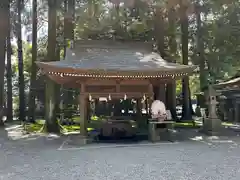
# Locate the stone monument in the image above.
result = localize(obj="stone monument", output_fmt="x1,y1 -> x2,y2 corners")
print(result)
202,85 -> 222,135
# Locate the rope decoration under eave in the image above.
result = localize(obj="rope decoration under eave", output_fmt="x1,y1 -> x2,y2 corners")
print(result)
46,71 -> 189,79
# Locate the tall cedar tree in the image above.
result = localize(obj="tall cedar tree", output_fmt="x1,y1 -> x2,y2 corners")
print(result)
17,0 -> 26,121
45,0 -> 60,133
180,0 -> 192,120
6,1 -> 13,122
28,0 -> 38,122
166,7 -> 177,119
0,1 -> 9,126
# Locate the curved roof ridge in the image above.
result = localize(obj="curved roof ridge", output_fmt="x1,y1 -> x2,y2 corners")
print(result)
73,40 -> 154,51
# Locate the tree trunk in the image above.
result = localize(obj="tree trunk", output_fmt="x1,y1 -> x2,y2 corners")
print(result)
180,1 -> 192,120
154,7 -> 166,102
154,7 -> 166,58
45,0 -> 59,133
65,0 -> 75,40
63,0 -> 74,109
28,0 -> 37,123
17,0 -> 25,121
0,1 -> 8,126
166,7 -> 177,120
195,3 -> 207,91
55,46 -> 60,116
6,4 -> 13,122
63,0 -> 67,57
45,79 -> 59,132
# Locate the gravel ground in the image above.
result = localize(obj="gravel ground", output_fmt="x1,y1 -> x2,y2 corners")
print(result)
1,130 -> 240,180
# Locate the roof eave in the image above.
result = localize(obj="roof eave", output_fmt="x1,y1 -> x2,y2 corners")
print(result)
36,61 -> 197,79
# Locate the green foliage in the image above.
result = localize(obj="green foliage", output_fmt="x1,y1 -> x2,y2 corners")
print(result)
74,0 -> 153,40
74,0 -> 240,87
6,0 -> 240,122
191,0 -> 240,82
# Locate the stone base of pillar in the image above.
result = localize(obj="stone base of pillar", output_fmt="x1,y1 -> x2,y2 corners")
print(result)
201,118 -> 222,136
69,135 -> 92,145
80,136 -> 90,145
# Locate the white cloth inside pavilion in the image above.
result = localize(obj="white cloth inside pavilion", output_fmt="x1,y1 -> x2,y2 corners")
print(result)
150,100 -> 167,121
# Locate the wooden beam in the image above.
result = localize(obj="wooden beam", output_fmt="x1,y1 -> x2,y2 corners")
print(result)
86,85 -> 116,93
85,78 -> 117,86
150,78 -> 177,85
116,81 -> 120,93
48,75 -> 79,85
120,85 -> 149,93
120,79 -> 150,85
83,92 -> 153,99
85,78 -> 151,86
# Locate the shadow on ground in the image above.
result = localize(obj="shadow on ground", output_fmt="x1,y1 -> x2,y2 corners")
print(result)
0,124 -> 67,150
2,123 -> 240,150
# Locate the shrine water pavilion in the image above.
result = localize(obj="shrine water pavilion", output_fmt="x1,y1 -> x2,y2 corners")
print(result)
37,40 -> 196,137
214,75 -> 240,123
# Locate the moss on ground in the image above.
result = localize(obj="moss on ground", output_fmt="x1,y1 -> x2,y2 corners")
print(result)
25,116 -> 235,133
26,117 -> 98,133
25,123 -> 43,132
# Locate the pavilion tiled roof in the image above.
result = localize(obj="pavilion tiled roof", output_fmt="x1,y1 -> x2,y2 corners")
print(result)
215,76 -> 240,88
36,40 -> 197,78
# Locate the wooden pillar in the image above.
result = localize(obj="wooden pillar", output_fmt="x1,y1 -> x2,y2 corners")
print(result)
108,100 -> 114,116
95,99 -> 100,116
136,99 -> 142,117
86,98 -> 91,122
137,98 -> 146,131
166,82 -> 177,119
148,83 -> 154,115
158,84 -> 166,104
148,97 -> 154,115
234,102 -> 239,123
79,83 -> 87,136
145,99 -> 148,115
123,99 -> 129,115
79,94 -> 87,136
